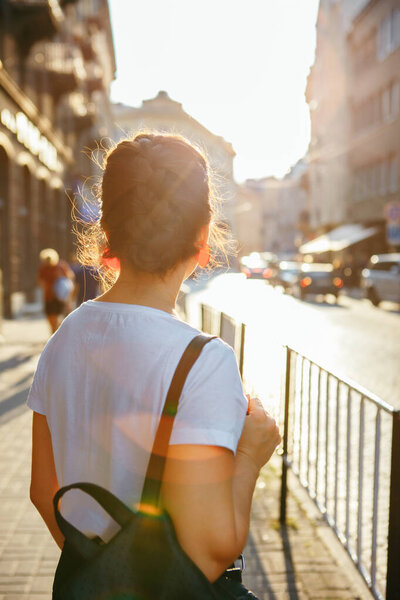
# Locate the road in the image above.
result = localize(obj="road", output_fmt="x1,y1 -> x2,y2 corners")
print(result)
185,272 -> 400,410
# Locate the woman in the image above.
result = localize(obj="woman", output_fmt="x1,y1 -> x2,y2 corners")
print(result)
38,248 -> 75,334
28,134 -> 281,593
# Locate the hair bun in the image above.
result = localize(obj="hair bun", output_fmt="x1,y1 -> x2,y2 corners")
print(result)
131,156 -> 153,184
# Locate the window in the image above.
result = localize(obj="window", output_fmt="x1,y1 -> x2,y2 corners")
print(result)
389,157 -> 398,193
380,161 -> 388,195
371,165 -> 378,196
372,94 -> 381,123
391,8 -> 400,50
391,81 -> 399,118
382,88 -> 391,120
377,9 -> 400,60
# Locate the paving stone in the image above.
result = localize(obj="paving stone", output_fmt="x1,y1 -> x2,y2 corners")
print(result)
27,575 -> 54,594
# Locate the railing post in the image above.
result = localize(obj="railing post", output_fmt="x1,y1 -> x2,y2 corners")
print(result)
386,410 -> 400,600
280,346 -> 291,524
239,323 -> 246,378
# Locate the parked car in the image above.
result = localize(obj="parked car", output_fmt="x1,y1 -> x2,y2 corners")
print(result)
240,252 -> 277,282
289,263 -> 344,301
360,254 -> 400,306
272,261 -> 302,290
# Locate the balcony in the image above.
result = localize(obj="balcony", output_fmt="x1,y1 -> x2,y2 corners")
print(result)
74,36 -> 96,62
42,42 -> 84,102
5,0 -> 64,56
86,63 -> 104,94
58,95 -> 96,134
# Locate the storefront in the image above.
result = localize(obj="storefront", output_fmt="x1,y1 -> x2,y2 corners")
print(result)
0,88 -> 73,316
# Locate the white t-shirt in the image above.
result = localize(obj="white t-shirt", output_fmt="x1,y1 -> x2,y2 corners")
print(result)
27,300 -> 247,541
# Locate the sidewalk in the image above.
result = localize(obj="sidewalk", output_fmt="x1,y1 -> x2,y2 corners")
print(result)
0,316 -> 372,599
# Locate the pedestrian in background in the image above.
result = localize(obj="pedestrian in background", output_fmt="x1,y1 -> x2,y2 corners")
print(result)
29,134 -> 280,597
38,248 -> 75,334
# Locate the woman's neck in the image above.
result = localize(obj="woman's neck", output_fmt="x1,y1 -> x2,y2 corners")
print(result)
96,263 -> 187,315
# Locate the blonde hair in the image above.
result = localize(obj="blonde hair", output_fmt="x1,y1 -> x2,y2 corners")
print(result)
39,248 -> 59,266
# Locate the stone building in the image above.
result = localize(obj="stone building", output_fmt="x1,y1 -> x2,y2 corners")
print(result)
236,162 -> 309,258
0,0 -> 115,316
305,0 -> 398,259
276,160 -> 310,253
235,177 -> 282,256
112,92 -> 237,233
306,0 -> 370,231
347,0 -> 400,246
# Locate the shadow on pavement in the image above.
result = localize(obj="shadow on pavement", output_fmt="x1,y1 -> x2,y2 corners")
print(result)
244,528 -> 300,600
280,524 -> 300,600
0,346 -> 43,373
0,385 -> 30,425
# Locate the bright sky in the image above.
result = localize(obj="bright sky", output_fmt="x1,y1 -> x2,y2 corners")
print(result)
109,0 -> 320,182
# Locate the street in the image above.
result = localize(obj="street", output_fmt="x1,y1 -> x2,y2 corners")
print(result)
185,272 -> 400,410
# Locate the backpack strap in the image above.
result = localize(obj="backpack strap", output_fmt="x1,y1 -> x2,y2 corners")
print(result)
140,334 -> 216,509
53,482 -> 133,559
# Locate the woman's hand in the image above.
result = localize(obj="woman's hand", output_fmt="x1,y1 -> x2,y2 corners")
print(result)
236,395 -> 281,473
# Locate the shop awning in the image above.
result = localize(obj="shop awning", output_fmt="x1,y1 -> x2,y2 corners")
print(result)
299,224 -> 379,254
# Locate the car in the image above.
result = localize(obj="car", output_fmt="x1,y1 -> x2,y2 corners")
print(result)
272,260 -> 302,290
289,263 -> 344,301
239,252 -> 277,282
360,254 -> 400,306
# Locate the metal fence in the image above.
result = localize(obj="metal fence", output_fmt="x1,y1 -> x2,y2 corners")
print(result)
200,303 -> 400,600
201,304 -> 246,377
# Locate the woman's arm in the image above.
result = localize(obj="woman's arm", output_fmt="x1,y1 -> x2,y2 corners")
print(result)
30,412 -> 65,550
162,398 -> 280,583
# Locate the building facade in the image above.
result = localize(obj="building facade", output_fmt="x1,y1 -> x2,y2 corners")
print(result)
112,92 -> 237,234
306,0 -> 399,252
348,0 -> 400,242
0,0 -> 115,316
306,0 -> 369,230
276,160 -> 310,253
236,177 -> 283,256
236,162 -> 310,258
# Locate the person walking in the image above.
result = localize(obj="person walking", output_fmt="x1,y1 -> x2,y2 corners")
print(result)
37,248 -> 75,334
28,134 -> 281,597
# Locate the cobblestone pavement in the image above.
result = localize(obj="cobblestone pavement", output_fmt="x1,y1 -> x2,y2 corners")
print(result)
0,313 -> 372,599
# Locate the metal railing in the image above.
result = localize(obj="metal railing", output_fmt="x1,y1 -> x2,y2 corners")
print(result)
199,304 -> 400,600
201,304 -> 245,377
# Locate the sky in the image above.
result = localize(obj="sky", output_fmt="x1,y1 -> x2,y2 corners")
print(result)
109,0 -> 320,182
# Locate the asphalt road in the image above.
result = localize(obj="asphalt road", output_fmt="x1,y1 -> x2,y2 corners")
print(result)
185,272 -> 400,410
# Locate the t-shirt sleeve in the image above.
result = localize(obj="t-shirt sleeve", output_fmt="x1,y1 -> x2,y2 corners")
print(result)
170,338 -> 248,453
26,348 -> 48,415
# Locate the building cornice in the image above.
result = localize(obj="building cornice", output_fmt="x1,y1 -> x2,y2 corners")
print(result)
0,61 -> 73,164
